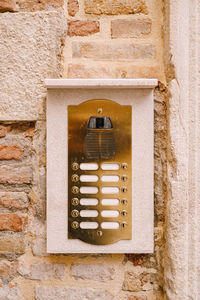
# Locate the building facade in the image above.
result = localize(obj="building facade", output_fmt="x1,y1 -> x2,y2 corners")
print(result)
0,0 -> 199,299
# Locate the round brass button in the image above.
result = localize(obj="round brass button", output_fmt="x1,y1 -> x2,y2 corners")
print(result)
97,230 -> 103,237
121,210 -> 127,216
121,199 -> 128,205
121,163 -> 128,170
121,222 -> 128,228
72,186 -> 79,194
121,175 -> 128,182
98,108 -> 103,114
71,209 -> 79,218
71,162 -> 79,171
71,221 -> 79,229
72,174 -> 79,182
121,187 -> 128,193
72,198 -> 79,206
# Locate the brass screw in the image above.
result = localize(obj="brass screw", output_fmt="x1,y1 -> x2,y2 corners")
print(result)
98,108 -> 102,114
121,175 -> 128,182
121,210 -> 127,216
121,163 -> 128,170
72,186 -> 79,194
71,209 -> 79,218
121,199 -> 128,205
72,198 -> 79,206
72,162 -> 79,171
97,231 -> 103,237
72,174 -> 79,182
121,222 -> 128,228
71,221 -> 79,229
121,187 -> 128,193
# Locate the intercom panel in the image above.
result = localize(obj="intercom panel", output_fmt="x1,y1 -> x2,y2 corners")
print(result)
68,99 -> 132,245
46,78 -> 156,253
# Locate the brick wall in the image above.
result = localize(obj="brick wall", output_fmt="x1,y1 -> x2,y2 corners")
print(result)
64,0 -> 165,83
0,0 -> 166,299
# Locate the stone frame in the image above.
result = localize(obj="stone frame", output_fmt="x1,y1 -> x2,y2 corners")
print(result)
45,79 -> 157,254
164,1 -> 200,298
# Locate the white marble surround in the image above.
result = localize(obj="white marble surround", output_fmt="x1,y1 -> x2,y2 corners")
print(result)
45,79 -> 157,253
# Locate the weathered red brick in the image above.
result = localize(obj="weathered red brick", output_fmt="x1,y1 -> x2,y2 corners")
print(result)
0,214 -> 28,232
111,19 -> 151,38
127,296 -> 147,300
0,192 -> 29,210
84,0 -> 148,15
18,0 -> 63,11
68,63 -> 160,78
68,0 -> 79,16
123,271 -> 142,292
70,263 -> 115,281
68,20 -> 100,36
72,41 -> 155,60
0,0 -> 16,12
0,166 -> 31,184
123,270 -> 155,292
0,126 -> 7,138
127,254 -> 144,266
0,145 -> 23,160
0,260 -> 18,283
0,237 -> 25,255
24,127 -> 35,138
0,286 -> 22,299
18,262 -> 67,280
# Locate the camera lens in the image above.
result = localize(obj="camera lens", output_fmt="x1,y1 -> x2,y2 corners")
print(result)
96,117 -> 104,128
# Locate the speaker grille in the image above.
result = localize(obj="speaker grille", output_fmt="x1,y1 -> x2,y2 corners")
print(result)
84,132 -> 99,160
84,131 -> 116,160
101,131 -> 116,159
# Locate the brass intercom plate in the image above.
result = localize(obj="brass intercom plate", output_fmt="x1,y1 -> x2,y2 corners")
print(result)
68,99 -> 132,245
